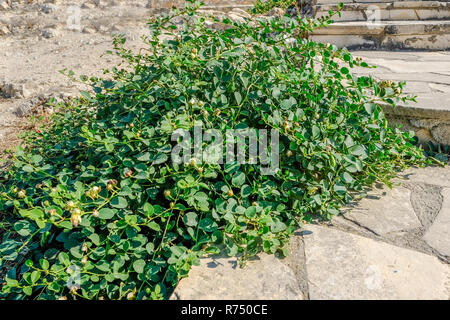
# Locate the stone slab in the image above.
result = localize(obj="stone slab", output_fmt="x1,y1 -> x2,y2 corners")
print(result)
423,188 -> 450,257
171,254 -> 304,300
302,225 -> 450,300
397,166 -> 450,188
343,186 -> 421,236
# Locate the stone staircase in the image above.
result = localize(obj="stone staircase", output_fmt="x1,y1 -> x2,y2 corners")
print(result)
311,0 -> 450,50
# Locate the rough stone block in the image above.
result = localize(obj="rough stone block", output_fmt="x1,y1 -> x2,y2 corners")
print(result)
303,225 -> 450,300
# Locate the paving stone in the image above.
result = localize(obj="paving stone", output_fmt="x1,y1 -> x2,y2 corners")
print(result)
302,225 -> 450,300
423,188 -> 450,257
343,186 -> 421,236
398,166 -> 450,188
171,254 -> 304,300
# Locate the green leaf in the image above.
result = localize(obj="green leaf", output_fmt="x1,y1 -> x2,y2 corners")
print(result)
23,287 -> 33,296
22,165 -> 34,173
232,171 -> 246,187
98,208 -> 116,219
205,246 -> 221,255
199,218 -> 217,232
143,203 -> 154,217
30,271 -> 41,283
234,92 -> 242,105
19,208 -> 44,221
147,221 -> 161,232
184,212 -> 198,227
14,220 -> 36,237
245,206 -> 257,218
39,259 -> 49,270
241,185 -> 252,198
111,197 -> 128,209
280,97 -> 297,110
340,67 -> 349,74
348,145 -> 367,157
133,259 -> 146,273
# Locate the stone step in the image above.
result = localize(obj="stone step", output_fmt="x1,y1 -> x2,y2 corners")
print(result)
316,0 -> 435,4
350,50 -> 450,145
311,20 -> 450,50
147,0 -> 254,12
315,1 -> 450,21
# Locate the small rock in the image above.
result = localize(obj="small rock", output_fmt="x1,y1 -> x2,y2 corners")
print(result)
415,128 -> 436,143
0,1 -> 10,10
40,3 -> 58,14
14,101 -> 32,117
265,8 -> 285,17
0,24 -> 10,35
82,2 -> 96,9
431,123 -> 450,145
41,28 -> 60,39
82,26 -> 96,34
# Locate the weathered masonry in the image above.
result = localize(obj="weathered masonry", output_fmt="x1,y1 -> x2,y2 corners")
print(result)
149,0 -> 450,50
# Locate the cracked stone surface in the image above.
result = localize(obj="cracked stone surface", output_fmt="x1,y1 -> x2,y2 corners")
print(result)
172,167 -> 450,300
407,183 -> 443,229
423,188 -> 450,257
171,254 -> 304,300
343,186 -> 421,236
302,225 -> 449,300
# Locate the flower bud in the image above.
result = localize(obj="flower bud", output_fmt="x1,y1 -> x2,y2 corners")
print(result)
70,211 -> 82,227
18,190 -> 26,199
92,209 -> 99,218
127,289 -> 136,300
124,169 -> 133,177
66,201 -> 75,210
108,179 -> 118,186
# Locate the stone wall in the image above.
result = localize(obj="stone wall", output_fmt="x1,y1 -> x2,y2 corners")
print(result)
147,0 -> 255,11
